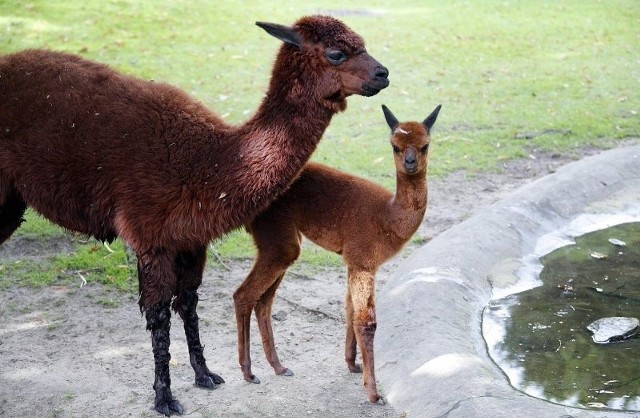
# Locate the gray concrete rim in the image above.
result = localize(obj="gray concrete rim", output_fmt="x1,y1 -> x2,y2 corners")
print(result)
376,145 -> 640,417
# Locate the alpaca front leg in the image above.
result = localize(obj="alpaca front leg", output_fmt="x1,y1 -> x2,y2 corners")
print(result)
344,288 -> 362,373
138,250 -> 184,416
146,303 -> 184,416
348,269 -> 385,405
174,248 -> 224,389
179,288 -> 225,388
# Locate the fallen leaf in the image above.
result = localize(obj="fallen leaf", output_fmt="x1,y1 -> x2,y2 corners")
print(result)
608,238 -> 626,247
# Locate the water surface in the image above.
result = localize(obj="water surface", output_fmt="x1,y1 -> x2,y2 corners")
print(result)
484,222 -> 640,410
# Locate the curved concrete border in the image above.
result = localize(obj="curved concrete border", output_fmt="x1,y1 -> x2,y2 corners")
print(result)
376,145 -> 640,417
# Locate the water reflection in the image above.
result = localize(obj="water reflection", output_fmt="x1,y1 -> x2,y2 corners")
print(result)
484,222 -> 640,411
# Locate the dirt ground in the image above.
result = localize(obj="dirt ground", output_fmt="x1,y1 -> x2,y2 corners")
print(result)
0,147 -> 605,418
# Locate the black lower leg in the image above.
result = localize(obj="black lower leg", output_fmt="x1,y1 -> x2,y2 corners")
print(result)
180,289 -> 224,388
147,304 -> 184,416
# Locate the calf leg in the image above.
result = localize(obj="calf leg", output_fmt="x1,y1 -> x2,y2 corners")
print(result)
348,268 -> 384,404
234,221 -> 300,383
138,249 -> 183,416
255,273 -> 293,377
234,259 -> 293,383
173,247 -> 224,389
0,186 -> 26,245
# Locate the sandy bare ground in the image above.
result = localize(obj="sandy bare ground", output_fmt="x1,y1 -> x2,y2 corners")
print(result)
0,148 -> 602,418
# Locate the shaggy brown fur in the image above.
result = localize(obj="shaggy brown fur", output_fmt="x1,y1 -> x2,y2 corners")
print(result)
0,15 -> 388,416
234,104 -> 441,404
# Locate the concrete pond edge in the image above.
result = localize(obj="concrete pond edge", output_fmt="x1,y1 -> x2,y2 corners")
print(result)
376,145 -> 640,417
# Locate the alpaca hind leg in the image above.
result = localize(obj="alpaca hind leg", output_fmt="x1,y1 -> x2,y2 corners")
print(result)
234,226 -> 300,384
234,262 -> 288,383
344,287 -> 362,373
348,268 -> 385,405
174,246 -> 224,389
138,249 -> 184,416
255,273 -> 294,377
0,187 -> 26,245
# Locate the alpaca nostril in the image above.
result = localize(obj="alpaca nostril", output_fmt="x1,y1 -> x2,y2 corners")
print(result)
375,65 -> 389,79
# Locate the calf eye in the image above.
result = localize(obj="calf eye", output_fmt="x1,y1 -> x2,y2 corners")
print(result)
326,50 -> 347,65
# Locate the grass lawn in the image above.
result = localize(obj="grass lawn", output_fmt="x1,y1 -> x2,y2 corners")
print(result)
1,0 -> 638,288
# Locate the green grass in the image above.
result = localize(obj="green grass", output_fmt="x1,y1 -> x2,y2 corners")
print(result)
0,229 -> 137,291
0,0 -> 638,289
12,210 -> 63,237
51,240 -> 137,290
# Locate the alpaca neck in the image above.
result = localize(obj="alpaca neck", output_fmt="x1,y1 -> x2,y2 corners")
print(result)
250,89 -> 335,151
243,85 -> 335,175
386,171 -> 428,241
250,54 -> 338,143
227,53 -> 338,214
246,45 -> 341,147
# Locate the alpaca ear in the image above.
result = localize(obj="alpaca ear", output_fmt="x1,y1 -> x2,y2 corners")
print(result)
256,21 -> 302,48
381,104 -> 399,132
423,104 -> 442,130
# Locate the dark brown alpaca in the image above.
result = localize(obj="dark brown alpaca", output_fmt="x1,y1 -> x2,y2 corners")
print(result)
0,15 -> 388,416
234,104 -> 441,404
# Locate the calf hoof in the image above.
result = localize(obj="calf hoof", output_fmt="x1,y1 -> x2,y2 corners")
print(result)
156,399 -> 184,416
277,368 -> 294,377
245,374 -> 261,384
348,364 -> 363,373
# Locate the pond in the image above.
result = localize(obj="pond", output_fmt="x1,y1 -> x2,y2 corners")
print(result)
483,220 -> 640,411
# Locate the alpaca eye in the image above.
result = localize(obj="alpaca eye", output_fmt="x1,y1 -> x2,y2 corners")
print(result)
392,145 -> 401,154
326,50 -> 347,65
421,144 -> 429,154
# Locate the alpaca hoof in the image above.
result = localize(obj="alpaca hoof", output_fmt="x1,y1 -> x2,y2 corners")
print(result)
195,373 -> 223,389
245,374 -> 261,384
348,364 -> 363,373
279,368 -> 294,377
370,395 -> 386,405
207,371 -> 225,385
156,399 -> 184,416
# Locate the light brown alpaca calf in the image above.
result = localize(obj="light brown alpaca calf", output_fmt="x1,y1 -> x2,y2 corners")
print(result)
233,104 -> 441,404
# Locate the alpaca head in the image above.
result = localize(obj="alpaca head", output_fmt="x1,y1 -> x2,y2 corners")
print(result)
257,15 -> 389,112
382,104 -> 442,175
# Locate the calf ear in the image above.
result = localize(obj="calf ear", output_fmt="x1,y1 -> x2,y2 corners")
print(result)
423,104 -> 442,130
381,105 -> 399,132
256,22 -> 302,48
